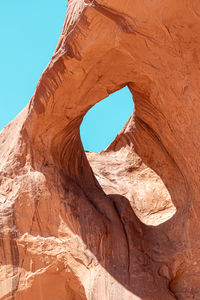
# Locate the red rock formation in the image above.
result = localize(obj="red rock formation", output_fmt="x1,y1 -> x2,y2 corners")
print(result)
1,0 -> 200,299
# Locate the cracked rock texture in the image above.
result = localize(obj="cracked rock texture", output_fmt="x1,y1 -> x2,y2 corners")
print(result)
1,0 -> 200,299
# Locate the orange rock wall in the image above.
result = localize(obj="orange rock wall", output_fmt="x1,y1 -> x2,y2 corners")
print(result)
1,0 -> 200,299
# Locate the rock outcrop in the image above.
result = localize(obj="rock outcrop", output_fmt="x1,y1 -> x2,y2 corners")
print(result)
1,0 -> 200,299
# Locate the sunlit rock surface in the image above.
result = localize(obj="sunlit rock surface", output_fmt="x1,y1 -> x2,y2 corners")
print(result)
1,0 -> 200,299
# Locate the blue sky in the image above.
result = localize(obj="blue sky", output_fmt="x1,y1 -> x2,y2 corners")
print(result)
0,0 -> 67,129
81,87 -> 133,152
0,1 -> 133,152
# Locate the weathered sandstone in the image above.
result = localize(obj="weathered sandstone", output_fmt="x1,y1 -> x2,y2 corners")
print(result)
1,0 -> 200,299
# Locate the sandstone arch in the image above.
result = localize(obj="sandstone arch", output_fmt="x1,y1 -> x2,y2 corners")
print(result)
1,0 -> 200,299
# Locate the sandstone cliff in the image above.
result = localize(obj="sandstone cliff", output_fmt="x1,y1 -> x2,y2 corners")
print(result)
1,0 -> 200,299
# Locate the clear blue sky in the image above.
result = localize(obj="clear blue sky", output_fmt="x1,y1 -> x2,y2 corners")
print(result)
81,87 -> 133,152
0,1 -> 134,152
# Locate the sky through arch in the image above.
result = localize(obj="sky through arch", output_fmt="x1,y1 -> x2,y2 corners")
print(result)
80,87 -> 134,152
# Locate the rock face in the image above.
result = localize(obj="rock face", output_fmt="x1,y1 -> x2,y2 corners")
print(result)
1,0 -> 200,299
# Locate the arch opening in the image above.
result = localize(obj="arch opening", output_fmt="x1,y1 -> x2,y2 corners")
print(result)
79,85 -> 176,226
80,86 -> 134,153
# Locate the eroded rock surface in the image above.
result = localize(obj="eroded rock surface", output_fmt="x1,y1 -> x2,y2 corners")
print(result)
1,0 -> 200,299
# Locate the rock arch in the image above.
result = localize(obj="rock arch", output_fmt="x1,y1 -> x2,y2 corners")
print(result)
1,0 -> 200,299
